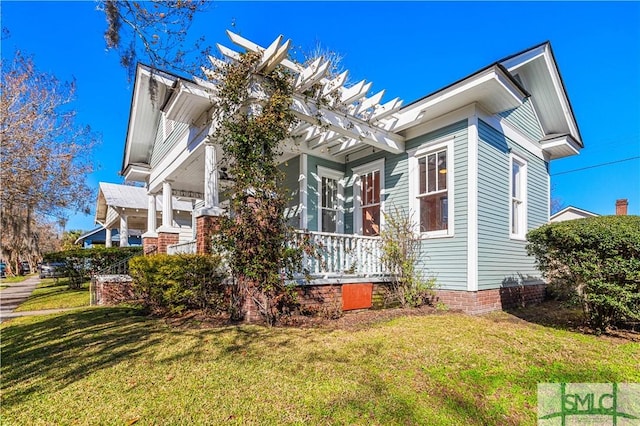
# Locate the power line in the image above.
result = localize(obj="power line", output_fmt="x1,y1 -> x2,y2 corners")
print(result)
552,156 -> 640,176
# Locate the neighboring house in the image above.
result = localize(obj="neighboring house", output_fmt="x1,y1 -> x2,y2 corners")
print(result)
75,227 -> 143,248
550,206 -> 599,222
550,198 -> 628,222
94,182 -> 194,252
120,32 -> 583,313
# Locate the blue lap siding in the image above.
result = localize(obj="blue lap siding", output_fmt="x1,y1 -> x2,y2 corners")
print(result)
477,120 -> 548,290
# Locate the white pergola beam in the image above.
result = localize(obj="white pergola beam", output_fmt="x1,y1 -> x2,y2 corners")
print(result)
308,130 -> 341,150
296,60 -> 330,92
322,71 -> 348,96
351,90 -> 385,116
207,55 -> 226,71
292,96 -> 404,154
208,30 -> 406,156
340,81 -> 371,105
328,138 -> 363,156
261,40 -> 291,74
371,97 -> 403,122
217,43 -> 241,61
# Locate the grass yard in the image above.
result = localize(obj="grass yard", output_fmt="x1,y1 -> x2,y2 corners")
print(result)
0,274 -> 29,284
13,278 -> 89,312
1,306 -> 638,425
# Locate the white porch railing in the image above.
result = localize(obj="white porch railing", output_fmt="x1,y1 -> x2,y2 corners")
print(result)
293,230 -> 388,278
165,232 -> 388,279
167,240 -> 197,255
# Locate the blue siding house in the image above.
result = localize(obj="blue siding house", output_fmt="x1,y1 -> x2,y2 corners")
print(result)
120,33 -> 582,313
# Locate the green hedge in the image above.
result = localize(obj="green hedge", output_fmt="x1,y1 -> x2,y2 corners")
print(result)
527,215 -> 640,332
43,247 -> 143,288
128,254 -> 227,315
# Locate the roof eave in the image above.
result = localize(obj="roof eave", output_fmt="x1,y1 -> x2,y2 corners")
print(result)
394,64 -> 529,132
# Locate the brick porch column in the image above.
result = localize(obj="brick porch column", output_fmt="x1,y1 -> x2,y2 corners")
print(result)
157,231 -> 179,254
156,181 -> 181,254
142,192 -> 159,255
195,214 -> 220,254
195,140 -> 224,255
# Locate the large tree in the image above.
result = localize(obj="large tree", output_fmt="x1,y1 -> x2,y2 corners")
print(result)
0,52 -> 98,274
99,0 -> 210,79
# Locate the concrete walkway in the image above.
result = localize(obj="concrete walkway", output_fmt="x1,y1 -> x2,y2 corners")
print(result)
0,275 -> 40,319
0,276 -> 79,323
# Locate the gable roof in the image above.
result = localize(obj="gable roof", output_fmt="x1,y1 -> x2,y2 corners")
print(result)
499,41 -> 582,147
95,182 -> 193,225
550,206 -> 599,222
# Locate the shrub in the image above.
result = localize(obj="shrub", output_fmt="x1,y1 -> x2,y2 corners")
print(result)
381,207 -> 436,308
43,247 -> 142,289
527,215 -> 640,332
128,254 -> 227,315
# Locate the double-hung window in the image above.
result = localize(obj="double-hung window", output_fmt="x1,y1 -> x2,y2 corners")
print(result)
317,166 -> 344,233
510,154 -> 527,239
418,149 -> 448,233
408,138 -> 453,237
353,159 -> 385,236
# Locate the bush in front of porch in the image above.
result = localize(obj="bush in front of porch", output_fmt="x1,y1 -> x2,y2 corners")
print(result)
128,254 -> 227,315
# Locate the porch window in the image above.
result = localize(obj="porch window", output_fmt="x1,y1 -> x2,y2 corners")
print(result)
510,154 -> 527,239
317,166 -> 344,233
417,149 -> 449,233
353,158 -> 385,236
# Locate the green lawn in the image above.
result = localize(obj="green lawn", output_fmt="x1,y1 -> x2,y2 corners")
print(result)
1,307 -> 638,425
13,278 -> 89,312
0,274 -> 29,284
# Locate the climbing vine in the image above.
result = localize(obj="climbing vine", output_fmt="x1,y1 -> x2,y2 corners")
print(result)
210,51 -> 300,324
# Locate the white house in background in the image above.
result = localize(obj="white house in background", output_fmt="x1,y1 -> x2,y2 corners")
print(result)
550,206 -> 599,222
95,182 -> 194,252
119,31 -> 583,313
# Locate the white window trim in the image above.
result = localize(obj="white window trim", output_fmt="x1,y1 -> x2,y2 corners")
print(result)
510,153 -> 528,240
407,137 -> 455,238
352,158 -> 385,235
317,166 -> 345,234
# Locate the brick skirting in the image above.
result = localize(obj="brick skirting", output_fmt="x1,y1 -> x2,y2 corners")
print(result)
432,284 -> 546,315
93,273 -> 546,318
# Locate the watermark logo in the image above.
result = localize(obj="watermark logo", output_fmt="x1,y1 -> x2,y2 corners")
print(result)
538,383 -> 640,425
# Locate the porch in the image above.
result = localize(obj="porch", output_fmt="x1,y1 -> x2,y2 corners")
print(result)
167,230 -> 389,280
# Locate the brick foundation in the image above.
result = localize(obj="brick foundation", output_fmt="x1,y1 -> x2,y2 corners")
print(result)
93,275 -> 134,306
295,284 -> 342,316
290,282 -> 546,317
432,283 -> 546,314
157,232 -> 179,254
143,236 -> 158,255
196,215 -> 220,254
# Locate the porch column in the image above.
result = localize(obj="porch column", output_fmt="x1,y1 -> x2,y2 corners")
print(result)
105,228 -> 112,248
119,214 -> 129,247
195,140 -> 223,254
162,181 -> 173,228
142,193 -> 159,255
158,181 -> 179,254
147,193 -> 157,232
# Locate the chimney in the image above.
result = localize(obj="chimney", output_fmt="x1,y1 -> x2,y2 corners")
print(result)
615,199 -> 628,216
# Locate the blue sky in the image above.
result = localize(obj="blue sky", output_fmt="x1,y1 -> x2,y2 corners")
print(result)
2,1 -> 639,232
